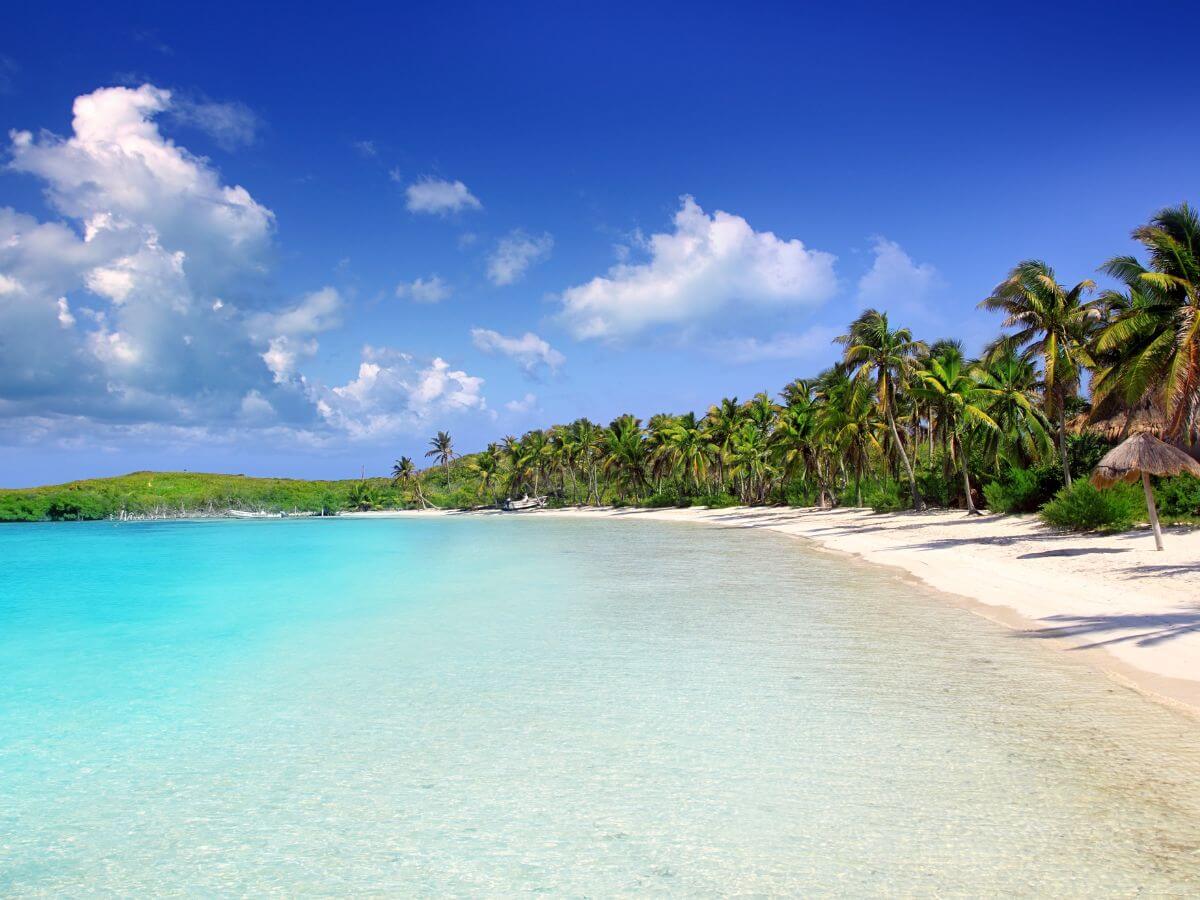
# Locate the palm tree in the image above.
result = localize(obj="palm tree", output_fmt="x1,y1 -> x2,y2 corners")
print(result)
912,357 -> 999,514
602,415 -> 647,501
467,444 -> 503,504
815,366 -> 884,507
664,412 -> 715,494
1096,203 -> 1200,443
980,260 -> 1098,485
391,456 -> 429,509
426,431 -> 455,487
973,350 -> 1053,468
837,309 -> 927,510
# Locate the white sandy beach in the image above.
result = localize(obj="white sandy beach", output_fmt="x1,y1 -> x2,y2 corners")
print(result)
348,505 -> 1200,715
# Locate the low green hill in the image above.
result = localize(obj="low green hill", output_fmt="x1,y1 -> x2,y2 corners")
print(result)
0,462 -> 488,522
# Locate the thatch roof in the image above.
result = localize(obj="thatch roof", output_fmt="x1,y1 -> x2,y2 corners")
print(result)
1091,433 -> 1200,487
1069,405 -> 1168,441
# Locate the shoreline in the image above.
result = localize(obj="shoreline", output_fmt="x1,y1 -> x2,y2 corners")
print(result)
345,505 -> 1200,718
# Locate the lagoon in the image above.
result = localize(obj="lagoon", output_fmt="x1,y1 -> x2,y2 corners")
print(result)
2,516 -> 1199,894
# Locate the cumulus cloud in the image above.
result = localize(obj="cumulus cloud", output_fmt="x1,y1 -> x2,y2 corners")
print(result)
504,393 -> 538,414
395,275 -> 451,304
167,96 -> 260,149
558,196 -> 837,340
487,229 -> 553,285
711,325 -> 842,365
0,85 -> 321,436
316,346 -> 486,438
405,177 -> 482,215
856,237 -> 941,311
470,328 -> 565,376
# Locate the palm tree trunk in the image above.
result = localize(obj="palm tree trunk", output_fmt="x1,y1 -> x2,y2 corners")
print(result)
1058,404 -> 1072,487
957,437 -> 979,515
887,410 -> 923,511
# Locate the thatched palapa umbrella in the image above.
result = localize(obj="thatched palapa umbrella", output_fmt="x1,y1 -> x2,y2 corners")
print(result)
1091,433 -> 1200,550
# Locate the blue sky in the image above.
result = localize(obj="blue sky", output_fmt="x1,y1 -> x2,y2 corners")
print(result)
2,0 -> 1197,485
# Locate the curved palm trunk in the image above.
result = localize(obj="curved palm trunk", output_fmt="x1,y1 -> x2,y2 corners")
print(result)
887,409 -> 923,511
957,437 -> 979,515
1057,405 -> 1072,487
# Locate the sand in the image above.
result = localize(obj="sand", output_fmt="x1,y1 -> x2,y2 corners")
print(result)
345,505 -> 1200,715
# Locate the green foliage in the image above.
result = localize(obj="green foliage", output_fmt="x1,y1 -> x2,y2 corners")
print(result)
693,492 -> 739,509
982,465 -> 1063,514
0,471 -> 403,522
1153,474 -> 1200,519
783,479 -> 817,507
915,464 -> 955,508
863,478 -> 905,513
1067,433 -> 1112,480
1039,480 -> 1144,532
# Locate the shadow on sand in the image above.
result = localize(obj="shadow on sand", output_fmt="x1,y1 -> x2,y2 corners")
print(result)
1020,607 -> 1200,650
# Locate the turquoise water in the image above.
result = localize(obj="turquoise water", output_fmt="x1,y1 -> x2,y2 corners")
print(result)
2,516 -> 1200,895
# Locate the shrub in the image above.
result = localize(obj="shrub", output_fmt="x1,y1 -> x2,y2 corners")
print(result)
642,490 -> 689,508
1039,480 -> 1144,532
915,464 -> 955,509
863,478 -> 905,513
982,465 -> 1064,514
783,479 -> 817,507
1154,474 -> 1200,519
694,492 -> 738,509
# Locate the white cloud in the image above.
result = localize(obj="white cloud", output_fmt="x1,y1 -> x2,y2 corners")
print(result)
487,229 -> 553,285
856,237 -> 941,311
505,393 -> 538,414
470,328 -> 565,376
317,346 -> 487,439
55,297 -> 75,328
0,84 -> 311,431
405,177 -> 482,215
558,196 -> 837,340
395,275 -> 451,304
168,96 -> 260,149
248,285 -> 342,338
711,325 -> 841,365
352,140 -> 377,158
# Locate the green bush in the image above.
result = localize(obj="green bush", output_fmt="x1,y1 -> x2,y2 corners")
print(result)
915,464 -> 955,508
783,479 -> 817,507
642,490 -> 690,508
982,464 -> 1065,514
863,478 -> 905,513
1039,480 -> 1144,532
694,492 -> 739,509
1154,474 -> 1200,519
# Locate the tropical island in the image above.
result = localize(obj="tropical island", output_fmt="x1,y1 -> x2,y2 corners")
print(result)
7,204 -> 1200,536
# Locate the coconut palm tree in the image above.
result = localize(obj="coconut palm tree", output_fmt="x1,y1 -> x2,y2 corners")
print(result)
467,444 -> 503,504
979,260 -> 1098,485
664,412 -> 715,494
602,415 -> 647,501
815,366 -> 884,506
837,309 -> 927,510
1096,203 -> 1200,444
973,350 -> 1053,468
426,431 -> 455,487
391,456 -> 429,509
912,357 -> 999,514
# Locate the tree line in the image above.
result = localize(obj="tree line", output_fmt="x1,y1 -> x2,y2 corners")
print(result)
393,204 -> 1198,519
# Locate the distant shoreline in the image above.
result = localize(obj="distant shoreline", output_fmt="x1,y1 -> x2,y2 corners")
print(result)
345,505 -> 1200,719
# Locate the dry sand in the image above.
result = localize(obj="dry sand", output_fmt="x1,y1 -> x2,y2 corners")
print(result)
347,505 -> 1200,715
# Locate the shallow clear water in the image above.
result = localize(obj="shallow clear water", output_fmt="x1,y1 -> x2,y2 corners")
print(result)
2,516 -> 1199,895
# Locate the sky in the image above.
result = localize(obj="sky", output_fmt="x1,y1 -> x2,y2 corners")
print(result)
2,0 -> 1198,486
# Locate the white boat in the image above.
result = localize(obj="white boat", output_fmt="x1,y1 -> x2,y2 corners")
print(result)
500,495 -> 546,511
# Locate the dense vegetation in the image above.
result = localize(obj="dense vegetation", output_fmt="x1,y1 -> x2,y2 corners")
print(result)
427,204 -> 1200,531
6,204 -> 1200,529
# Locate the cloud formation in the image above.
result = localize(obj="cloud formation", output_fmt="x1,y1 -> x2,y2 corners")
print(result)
395,275 -> 451,304
711,325 -> 841,365
487,230 -> 553,285
167,96 -> 260,149
0,84 -> 487,448
558,196 -> 837,339
317,346 -> 486,438
405,177 -> 482,215
471,328 -> 565,376
857,237 -> 940,311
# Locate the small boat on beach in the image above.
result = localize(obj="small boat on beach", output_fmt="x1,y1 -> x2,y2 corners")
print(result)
500,495 -> 547,511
